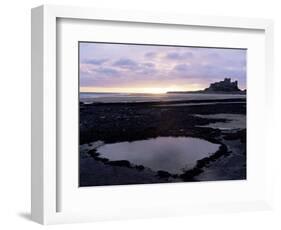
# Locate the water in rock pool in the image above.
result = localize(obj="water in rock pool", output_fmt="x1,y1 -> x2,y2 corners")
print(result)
96,137 -> 220,174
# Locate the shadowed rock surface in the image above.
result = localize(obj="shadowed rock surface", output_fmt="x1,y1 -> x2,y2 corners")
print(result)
79,97 -> 246,186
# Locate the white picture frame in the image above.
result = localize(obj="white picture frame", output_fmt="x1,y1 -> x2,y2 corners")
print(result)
31,4 -> 274,225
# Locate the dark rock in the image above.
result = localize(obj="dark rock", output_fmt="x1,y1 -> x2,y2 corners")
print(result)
98,157 -> 109,163
157,170 -> 171,178
223,129 -> 246,143
180,144 -> 229,181
180,167 -> 203,181
88,149 -> 99,157
106,160 -> 132,168
79,97 -> 246,145
135,165 -> 145,171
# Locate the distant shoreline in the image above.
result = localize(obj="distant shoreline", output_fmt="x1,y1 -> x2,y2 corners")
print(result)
166,90 -> 246,95
80,98 -> 246,106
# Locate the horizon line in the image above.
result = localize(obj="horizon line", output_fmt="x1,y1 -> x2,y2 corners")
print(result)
80,89 -> 247,94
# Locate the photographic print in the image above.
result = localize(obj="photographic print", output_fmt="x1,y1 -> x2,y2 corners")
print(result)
79,42 -> 246,187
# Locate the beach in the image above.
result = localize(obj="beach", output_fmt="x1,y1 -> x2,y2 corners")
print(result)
79,93 -> 246,186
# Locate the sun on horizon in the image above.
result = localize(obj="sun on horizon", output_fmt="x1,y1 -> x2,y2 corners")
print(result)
80,85 -> 203,94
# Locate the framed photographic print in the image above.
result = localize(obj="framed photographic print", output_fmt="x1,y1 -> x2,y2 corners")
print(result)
31,5 -> 274,224
78,42 -> 247,186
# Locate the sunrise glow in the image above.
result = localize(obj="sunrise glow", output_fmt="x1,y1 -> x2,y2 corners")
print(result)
80,85 -> 203,94
79,43 -> 246,93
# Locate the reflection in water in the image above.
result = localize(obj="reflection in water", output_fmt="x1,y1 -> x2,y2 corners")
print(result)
195,113 -> 246,130
97,137 -> 220,174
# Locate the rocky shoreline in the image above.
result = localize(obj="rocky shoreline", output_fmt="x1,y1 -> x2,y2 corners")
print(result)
79,98 -> 246,186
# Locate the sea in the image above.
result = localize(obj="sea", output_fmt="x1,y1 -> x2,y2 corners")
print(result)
80,92 -> 246,104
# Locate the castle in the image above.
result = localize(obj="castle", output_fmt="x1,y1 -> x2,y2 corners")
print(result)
204,78 -> 241,92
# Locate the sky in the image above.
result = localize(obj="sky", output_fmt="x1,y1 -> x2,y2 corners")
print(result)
79,42 -> 246,93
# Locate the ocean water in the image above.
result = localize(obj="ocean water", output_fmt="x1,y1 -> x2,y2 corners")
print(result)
80,92 -> 246,103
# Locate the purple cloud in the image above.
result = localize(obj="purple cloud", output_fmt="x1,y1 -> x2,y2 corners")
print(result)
79,42 -> 247,90
113,58 -> 138,69
145,52 -> 157,58
174,64 -> 190,72
166,51 -> 194,60
93,67 -> 120,76
142,62 -> 155,68
112,59 -> 157,75
83,58 -> 108,65
137,63 -> 157,75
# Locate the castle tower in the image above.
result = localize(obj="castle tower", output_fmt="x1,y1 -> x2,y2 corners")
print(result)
224,78 -> 231,83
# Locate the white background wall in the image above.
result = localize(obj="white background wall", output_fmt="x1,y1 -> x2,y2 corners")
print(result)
0,0 -> 280,229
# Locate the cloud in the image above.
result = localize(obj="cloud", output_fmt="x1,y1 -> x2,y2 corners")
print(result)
79,42 -> 247,90
137,62 -> 157,75
83,58 -> 108,65
166,51 -> 193,60
206,52 -> 220,59
142,62 -> 155,68
145,52 -> 157,58
80,66 -> 121,87
171,61 -> 246,85
112,59 -> 157,75
113,58 -> 138,69
173,63 -> 190,72
93,67 -> 120,76
203,50 -> 246,69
